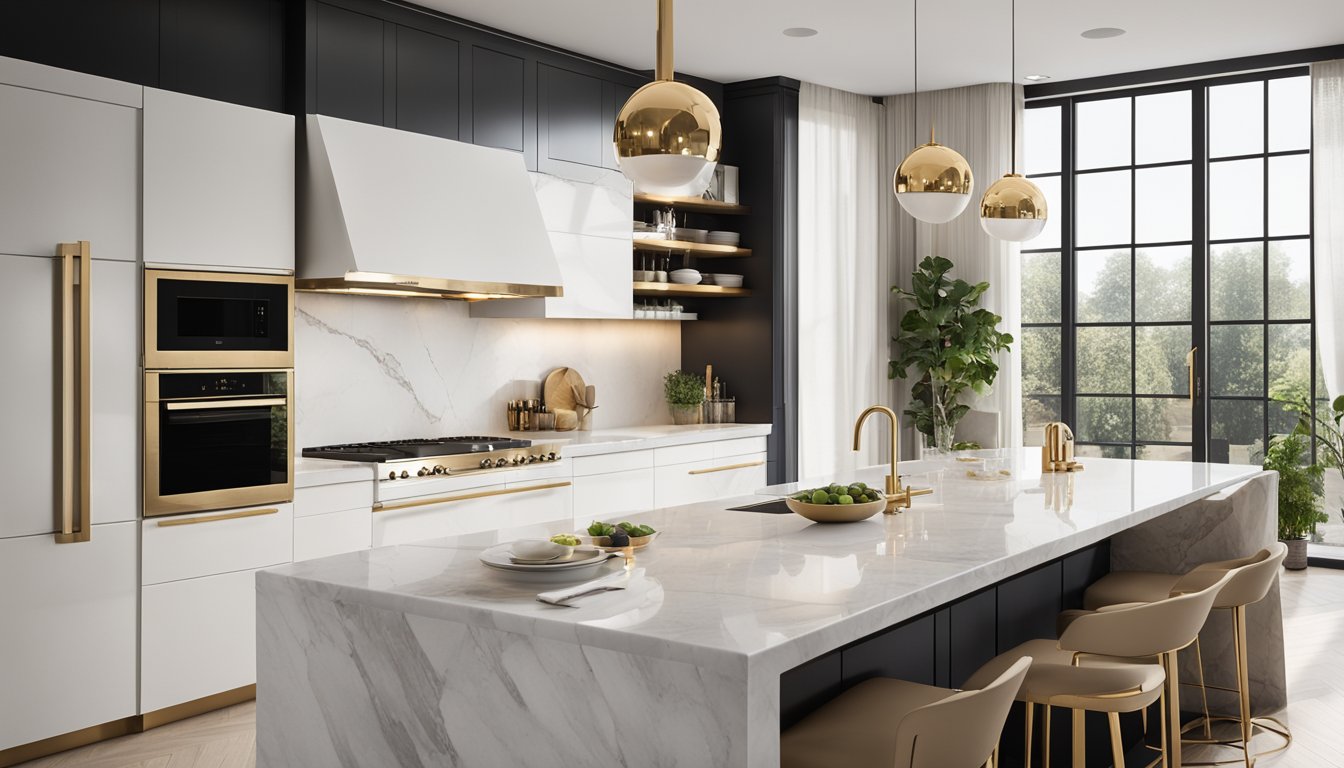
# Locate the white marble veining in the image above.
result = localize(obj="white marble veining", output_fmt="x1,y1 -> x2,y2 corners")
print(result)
259,452 -> 1262,766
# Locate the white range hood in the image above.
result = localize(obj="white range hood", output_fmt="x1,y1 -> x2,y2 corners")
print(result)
298,114 -> 564,300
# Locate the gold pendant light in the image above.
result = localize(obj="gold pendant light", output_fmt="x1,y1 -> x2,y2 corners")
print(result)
979,0 -> 1048,242
613,0 -> 722,197
894,0 -> 974,224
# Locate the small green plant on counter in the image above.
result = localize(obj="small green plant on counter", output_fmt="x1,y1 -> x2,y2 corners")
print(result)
889,256 -> 1013,450
1263,431 -> 1327,541
663,370 -> 706,407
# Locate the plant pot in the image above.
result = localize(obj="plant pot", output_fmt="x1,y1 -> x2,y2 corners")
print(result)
669,403 -> 702,425
1282,537 -> 1309,570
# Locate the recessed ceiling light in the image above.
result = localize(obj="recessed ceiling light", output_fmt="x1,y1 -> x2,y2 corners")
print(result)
782,27 -> 818,38
1023,74 -> 1051,82
1081,27 -> 1126,39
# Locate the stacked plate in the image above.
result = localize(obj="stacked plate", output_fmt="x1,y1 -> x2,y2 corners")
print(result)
711,273 -> 744,288
707,231 -> 740,246
479,543 -> 618,580
674,228 -> 708,243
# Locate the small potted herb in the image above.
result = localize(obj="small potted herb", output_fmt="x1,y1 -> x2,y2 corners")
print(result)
1263,431 -> 1326,570
664,370 -> 705,425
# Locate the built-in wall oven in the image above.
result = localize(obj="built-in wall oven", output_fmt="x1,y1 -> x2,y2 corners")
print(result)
144,369 -> 294,517
144,268 -> 293,369
142,269 -> 295,516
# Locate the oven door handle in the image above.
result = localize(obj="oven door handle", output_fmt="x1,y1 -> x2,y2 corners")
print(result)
164,397 -> 287,411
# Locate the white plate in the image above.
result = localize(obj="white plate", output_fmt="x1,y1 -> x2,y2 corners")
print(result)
480,544 -> 616,573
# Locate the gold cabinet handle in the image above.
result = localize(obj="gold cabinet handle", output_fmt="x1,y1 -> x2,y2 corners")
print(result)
56,241 -> 91,544
373,481 -> 572,513
1186,346 -> 1198,403
687,459 -> 765,475
156,507 -> 280,527
165,397 -> 286,411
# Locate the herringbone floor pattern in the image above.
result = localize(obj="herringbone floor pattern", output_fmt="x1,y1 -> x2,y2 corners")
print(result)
19,568 -> 1344,767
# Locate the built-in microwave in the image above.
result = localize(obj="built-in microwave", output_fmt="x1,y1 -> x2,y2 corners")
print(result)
144,269 -> 293,369
144,369 -> 294,517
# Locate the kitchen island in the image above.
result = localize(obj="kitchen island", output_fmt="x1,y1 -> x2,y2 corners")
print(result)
256,452 -> 1273,767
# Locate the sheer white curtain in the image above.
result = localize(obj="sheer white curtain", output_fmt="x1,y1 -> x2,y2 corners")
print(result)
1314,60 -> 1344,400
798,83 -> 886,479
883,84 -> 1023,455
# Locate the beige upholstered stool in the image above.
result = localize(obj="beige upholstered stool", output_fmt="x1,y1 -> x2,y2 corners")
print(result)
781,656 -> 1031,768
968,571 -> 1234,768
1078,544 -> 1289,766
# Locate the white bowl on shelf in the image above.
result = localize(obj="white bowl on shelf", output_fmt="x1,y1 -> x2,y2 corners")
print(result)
706,231 -> 740,245
669,269 -> 702,285
712,273 -> 744,288
674,228 -> 708,243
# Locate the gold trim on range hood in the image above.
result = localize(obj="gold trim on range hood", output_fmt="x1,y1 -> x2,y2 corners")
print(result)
295,271 -> 564,301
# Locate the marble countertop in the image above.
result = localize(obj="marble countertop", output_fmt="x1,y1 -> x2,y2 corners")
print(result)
506,422 -> 771,457
262,450 -> 1261,677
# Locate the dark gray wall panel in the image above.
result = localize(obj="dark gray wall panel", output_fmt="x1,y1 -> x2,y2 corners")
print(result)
539,64 -> 604,169
997,561 -> 1064,652
395,26 -> 459,140
161,0 -> 286,111
471,46 -> 526,153
315,3 -> 384,124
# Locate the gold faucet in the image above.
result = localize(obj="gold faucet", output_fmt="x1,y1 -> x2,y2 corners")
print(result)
852,405 -> 932,512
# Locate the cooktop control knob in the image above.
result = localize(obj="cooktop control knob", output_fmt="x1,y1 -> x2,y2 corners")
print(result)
512,457 -> 522,465
547,452 -> 557,461
399,470 -> 410,479
495,458 -> 508,468
479,458 -> 493,469
527,455 -> 538,464
417,467 -> 429,477
432,465 -> 446,475
387,471 -> 397,481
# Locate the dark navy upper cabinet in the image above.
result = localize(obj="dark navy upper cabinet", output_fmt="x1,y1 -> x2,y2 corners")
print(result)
315,3 -> 384,125
470,46 -> 527,156
395,25 -> 459,140
602,81 -> 636,170
538,64 -> 605,172
160,0 -> 286,112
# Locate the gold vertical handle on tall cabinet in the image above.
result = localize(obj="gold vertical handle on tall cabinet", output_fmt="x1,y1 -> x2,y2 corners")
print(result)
1186,346 -> 1198,403
56,241 -> 91,544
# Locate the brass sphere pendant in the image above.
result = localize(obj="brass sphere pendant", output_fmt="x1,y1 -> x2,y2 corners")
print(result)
893,141 -> 975,224
979,173 -> 1048,242
613,80 -> 722,197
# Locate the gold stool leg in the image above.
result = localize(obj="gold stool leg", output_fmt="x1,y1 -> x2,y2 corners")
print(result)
1234,606 -> 1253,768
1109,711 -> 1126,768
1044,705 -> 1052,768
1165,651 -> 1183,768
1194,634 -> 1213,740
1025,701 -> 1035,768
1159,671 -> 1170,768
1072,708 -> 1086,768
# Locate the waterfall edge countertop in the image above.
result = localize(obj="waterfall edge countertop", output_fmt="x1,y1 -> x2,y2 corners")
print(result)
256,451 -> 1264,767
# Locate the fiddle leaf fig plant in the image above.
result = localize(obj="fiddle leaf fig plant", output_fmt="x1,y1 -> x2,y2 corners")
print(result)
889,256 -> 1013,448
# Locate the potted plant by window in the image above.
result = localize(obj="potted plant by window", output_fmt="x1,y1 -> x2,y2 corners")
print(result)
1275,389 -> 1344,532
889,256 -> 1013,452
664,370 -> 705,425
1263,431 -> 1326,570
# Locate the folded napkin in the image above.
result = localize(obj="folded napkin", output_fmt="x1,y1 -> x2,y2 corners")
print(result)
536,567 -> 638,606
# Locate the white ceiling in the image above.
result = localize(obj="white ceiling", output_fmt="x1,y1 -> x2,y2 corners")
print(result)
415,0 -> 1344,96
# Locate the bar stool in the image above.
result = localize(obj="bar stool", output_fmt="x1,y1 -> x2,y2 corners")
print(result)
966,570 -> 1234,768
780,656 -> 1031,768
1078,544 -> 1290,766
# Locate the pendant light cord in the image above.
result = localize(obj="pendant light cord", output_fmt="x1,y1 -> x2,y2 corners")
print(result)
1010,0 -> 1017,174
912,0 -> 919,145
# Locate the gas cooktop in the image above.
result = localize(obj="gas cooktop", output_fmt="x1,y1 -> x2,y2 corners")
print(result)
303,436 -> 562,481
303,436 -> 532,463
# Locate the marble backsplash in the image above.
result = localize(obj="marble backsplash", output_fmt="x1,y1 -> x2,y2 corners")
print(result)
294,293 -> 680,446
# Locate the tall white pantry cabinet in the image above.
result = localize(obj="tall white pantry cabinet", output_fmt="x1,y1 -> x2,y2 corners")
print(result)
0,59 -> 141,757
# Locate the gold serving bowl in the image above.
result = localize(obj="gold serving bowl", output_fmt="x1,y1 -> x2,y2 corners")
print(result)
785,497 -> 888,524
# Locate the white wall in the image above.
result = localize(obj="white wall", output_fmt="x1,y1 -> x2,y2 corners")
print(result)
294,168 -> 681,447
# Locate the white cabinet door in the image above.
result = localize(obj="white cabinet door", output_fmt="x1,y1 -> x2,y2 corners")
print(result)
143,88 -> 294,271
91,259 -> 139,526
372,479 -> 573,547
0,521 -> 138,751
142,504 -> 294,586
294,508 -> 371,561
572,468 -> 655,528
653,453 -> 768,508
141,569 -> 260,713
0,83 -> 139,262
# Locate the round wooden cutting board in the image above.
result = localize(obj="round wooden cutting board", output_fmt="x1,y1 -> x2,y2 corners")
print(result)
542,367 -> 587,414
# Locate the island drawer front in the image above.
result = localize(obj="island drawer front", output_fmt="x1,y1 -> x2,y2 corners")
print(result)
294,481 -> 374,518
653,452 -> 767,508
141,568 -> 258,713
653,442 -> 715,466
372,480 -> 572,546
572,468 -> 655,526
571,449 -> 654,477
294,508 -> 372,562
712,436 -> 768,458
142,503 -> 294,586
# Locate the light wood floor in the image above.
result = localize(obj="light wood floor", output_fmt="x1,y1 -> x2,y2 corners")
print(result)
20,568 -> 1344,767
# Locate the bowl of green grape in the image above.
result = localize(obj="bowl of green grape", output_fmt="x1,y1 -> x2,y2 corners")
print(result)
785,483 -> 888,523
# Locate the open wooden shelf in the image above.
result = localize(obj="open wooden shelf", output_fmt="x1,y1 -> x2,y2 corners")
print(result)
633,238 -> 751,258
633,281 -> 750,298
633,194 -> 750,215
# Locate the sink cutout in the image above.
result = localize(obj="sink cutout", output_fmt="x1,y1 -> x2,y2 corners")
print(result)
727,498 -> 794,514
